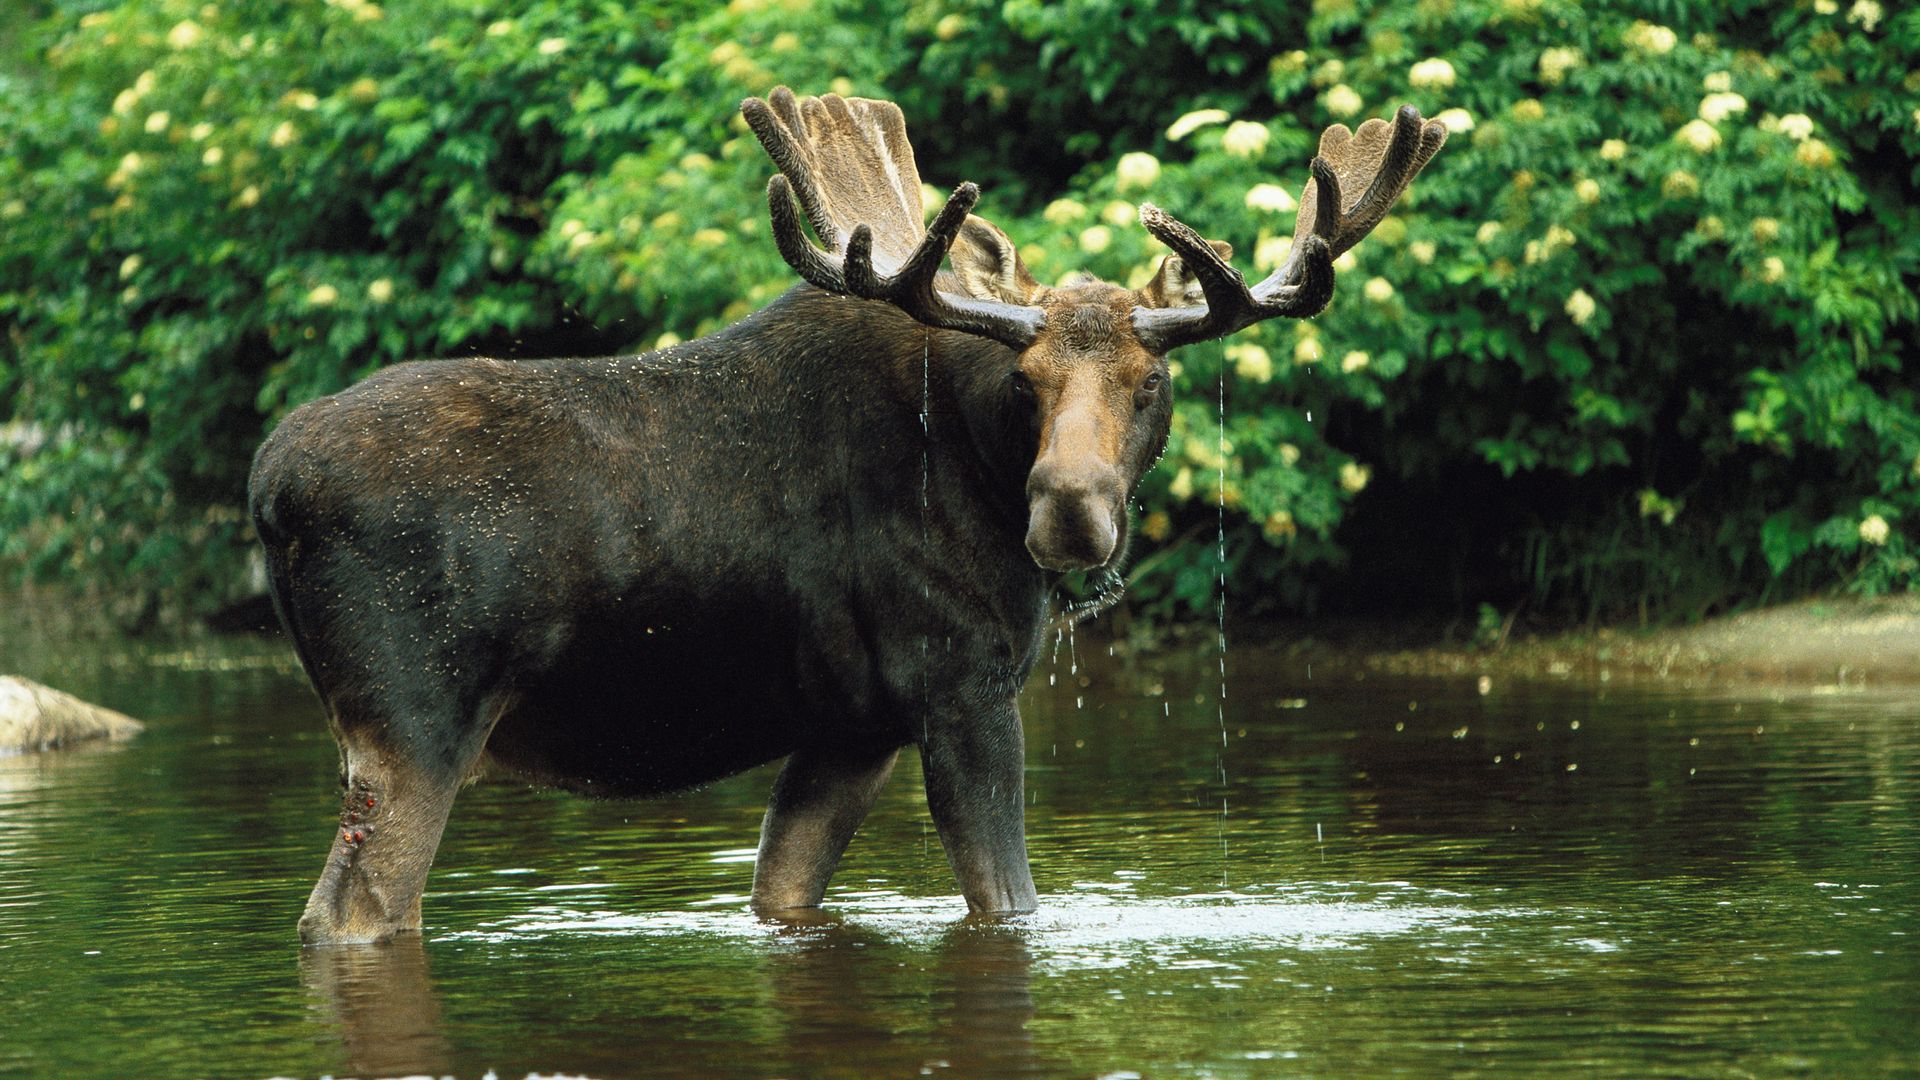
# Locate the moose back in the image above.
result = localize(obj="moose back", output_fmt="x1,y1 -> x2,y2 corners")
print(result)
250,88 -> 1445,944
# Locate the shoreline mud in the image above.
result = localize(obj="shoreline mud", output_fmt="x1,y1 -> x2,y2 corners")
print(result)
1246,595 -> 1920,688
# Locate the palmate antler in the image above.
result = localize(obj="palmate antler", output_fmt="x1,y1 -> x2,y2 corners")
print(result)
1132,106 -> 1449,353
742,88 -> 1044,349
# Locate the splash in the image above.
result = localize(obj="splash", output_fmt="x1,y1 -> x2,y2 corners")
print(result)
441,880 -> 1512,974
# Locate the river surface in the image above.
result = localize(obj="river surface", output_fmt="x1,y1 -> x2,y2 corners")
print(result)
1,625 -> 1915,1078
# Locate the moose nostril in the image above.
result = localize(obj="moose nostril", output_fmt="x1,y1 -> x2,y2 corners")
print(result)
1025,490 -> 1120,571
1080,498 -> 1119,559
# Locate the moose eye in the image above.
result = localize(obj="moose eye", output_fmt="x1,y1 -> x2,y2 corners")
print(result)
1008,371 -> 1035,398
1134,371 -> 1166,412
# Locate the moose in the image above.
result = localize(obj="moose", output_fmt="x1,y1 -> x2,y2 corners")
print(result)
249,88 -> 1445,945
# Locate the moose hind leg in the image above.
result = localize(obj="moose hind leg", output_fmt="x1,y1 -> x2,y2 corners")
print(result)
299,723 -> 481,946
751,744 -> 901,915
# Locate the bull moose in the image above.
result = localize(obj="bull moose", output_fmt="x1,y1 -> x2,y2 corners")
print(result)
249,88 -> 1445,945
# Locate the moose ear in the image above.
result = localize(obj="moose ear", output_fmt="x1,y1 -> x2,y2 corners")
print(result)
949,215 -> 1042,305
1138,239 -> 1234,308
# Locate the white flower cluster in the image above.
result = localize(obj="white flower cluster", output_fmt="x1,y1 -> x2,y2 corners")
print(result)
1698,92 -> 1748,124
1115,152 -> 1160,192
1226,344 -> 1273,383
1408,58 -> 1456,90
112,70 -> 157,117
1166,109 -> 1228,142
1323,85 -> 1363,119
1043,198 -> 1086,224
1624,21 -> 1678,55
1537,47 -> 1582,85
1676,119 -> 1722,153
1222,121 -> 1271,158
1771,113 -> 1816,140
1564,289 -> 1597,326
1848,0 -> 1883,32
1524,224 -> 1577,264
1244,183 -> 1295,213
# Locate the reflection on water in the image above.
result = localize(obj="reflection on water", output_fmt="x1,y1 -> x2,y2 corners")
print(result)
1,630 -> 1917,1078
300,939 -> 448,1077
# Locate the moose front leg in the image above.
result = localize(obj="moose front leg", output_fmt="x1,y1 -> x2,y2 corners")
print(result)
752,744 -> 901,915
919,697 -> 1038,915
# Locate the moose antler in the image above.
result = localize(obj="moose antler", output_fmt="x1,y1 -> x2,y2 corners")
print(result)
743,87 -> 1045,350
1131,105 -> 1448,353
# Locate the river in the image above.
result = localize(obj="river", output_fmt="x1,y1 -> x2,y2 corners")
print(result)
1,625 -> 1915,1077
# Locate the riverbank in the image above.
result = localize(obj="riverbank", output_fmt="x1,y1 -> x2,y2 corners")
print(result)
1257,595 -> 1920,688
7,587 -> 1919,691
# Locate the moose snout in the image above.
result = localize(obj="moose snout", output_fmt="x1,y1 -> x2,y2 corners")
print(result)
1025,463 -> 1125,572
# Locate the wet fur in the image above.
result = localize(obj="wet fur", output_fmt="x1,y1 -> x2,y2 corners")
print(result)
253,286 -> 1168,798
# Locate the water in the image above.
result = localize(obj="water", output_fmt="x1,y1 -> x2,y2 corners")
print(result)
2,628 -> 1917,1078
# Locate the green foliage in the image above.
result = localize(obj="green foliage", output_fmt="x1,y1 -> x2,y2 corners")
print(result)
1,0 -> 1916,626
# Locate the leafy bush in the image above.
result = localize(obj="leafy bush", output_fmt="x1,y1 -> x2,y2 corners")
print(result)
2,0 -> 1916,628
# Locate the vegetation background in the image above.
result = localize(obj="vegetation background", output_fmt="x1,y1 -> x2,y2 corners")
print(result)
1,0 -> 1915,632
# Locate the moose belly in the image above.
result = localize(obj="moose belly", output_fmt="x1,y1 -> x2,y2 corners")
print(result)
480,605 -> 856,798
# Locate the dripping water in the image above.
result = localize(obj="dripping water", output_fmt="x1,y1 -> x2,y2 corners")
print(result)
1216,359 -> 1230,880
921,330 -> 932,745
1070,623 -> 1083,711
921,329 -> 931,520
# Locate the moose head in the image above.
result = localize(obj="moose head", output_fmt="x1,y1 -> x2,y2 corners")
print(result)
744,88 -> 1446,574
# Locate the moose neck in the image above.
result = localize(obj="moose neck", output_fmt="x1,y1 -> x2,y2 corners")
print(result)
718,286 -> 1051,622
719,284 -> 1038,510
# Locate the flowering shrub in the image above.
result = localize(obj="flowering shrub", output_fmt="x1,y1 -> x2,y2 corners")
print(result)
1,0 -> 1916,625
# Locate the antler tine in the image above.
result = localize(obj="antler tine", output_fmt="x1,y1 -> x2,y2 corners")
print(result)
767,172 -> 1045,350
765,175 -> 847,293
844,181 -> 971,298
845,182 -> 1046,349
744,89 -> 840,250
1133,199 -> 1338,353
1262,156 -> 1344,298
1327,105 -> 1447,257
1132,105 -> 1446,354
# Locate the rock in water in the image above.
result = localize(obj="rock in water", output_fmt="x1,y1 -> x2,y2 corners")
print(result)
0,676 -> 144,754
